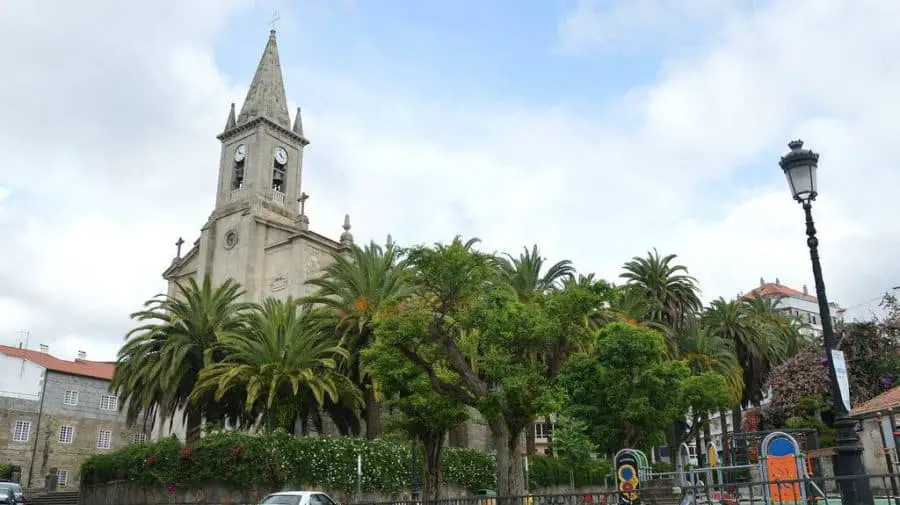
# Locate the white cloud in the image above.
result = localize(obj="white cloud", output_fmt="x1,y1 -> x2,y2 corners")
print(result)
1,0 -> 898,363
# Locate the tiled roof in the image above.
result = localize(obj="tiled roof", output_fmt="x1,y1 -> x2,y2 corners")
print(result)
746,282 -> 817,303
0,345 -> 115,381
852,386 -> 900,417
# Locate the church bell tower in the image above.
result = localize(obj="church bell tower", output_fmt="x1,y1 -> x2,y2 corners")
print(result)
214,29 -> 309,222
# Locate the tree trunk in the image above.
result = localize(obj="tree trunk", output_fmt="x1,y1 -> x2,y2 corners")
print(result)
186,408 -> 203,442
363,387 -> 382,439
694,423 -> 703,466
719,410 -> 732,465
719,411 -> 730,465
525,421 -> 536,456
543,415 -> 554,457
422,433 -> 444,500
702,413 -> 712,465
731,406 -> 742,434
665,423 -> 679,466
489,418 -> 526,498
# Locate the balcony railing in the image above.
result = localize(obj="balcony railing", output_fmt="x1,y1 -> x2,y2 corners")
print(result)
270,189 -> 286,205
228,186 -> 247,202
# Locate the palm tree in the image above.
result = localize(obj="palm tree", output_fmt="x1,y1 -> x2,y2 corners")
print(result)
111,276 -> 252,440
190,297 -> 360,432
745,294 -> 806,357
500,245 -> 574,301
303,240 -> 410,439
677,321 -> 745,451
620,249 -> 702,352
499,244 -> 575,455
701,298 -> 776,435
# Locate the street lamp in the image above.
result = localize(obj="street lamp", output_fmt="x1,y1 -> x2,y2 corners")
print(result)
780,140 -> 874,505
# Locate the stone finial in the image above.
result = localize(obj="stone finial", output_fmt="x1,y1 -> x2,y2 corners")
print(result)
296,213 -> 310,231
340,214 -> 353,246
296,193 -> 310,230
775,277 -> 781,285
803,284 -> 809,296
760,277 -> 765,287
293,107 -> 304,135
224,102 -> 236,131
386,233 -> 393,248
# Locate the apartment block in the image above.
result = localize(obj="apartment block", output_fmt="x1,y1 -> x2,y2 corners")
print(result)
0,345 -> 148,489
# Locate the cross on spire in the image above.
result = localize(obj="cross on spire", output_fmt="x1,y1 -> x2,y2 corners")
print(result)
175,237 -> 185,258
268,10 -> 280,32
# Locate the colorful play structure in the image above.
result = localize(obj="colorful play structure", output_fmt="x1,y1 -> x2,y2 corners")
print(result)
613,431 -> 829,505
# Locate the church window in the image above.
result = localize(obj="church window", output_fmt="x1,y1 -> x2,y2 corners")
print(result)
232,160 -> 245,189
272,160 -> 286,192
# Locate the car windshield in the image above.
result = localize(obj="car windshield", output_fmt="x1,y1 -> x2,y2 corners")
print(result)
260,495 -> 302,505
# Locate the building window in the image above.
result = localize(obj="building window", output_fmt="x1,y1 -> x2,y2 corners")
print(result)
535,422 -> 554,440
13,421 -> 31,442
97,429 -> 112,450
58,425 -> 74,444
56,469 -> 68,487
132,433 -> 147,443
100,394 -> 118,411
63,390 -> 79,406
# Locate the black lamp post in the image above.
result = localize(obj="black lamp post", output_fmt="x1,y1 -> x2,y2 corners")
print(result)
780,140 -> 874,505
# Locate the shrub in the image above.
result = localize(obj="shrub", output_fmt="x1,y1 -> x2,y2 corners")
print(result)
528,457 -> 612,488
441,447 -> 496,491
80,431 -> 496,493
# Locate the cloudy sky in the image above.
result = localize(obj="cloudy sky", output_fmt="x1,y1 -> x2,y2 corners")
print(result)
1,0 -> 898,361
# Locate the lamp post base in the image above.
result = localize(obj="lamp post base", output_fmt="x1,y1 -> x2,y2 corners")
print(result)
833,413 -> 874,505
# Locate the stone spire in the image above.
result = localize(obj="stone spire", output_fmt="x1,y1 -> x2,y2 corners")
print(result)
224,102 -> 236,131
340,214 -> 354,246
237,30 -> 291,130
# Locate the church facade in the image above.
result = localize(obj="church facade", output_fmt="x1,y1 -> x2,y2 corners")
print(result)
162,29 -> 353,307
151,30 -> 492,451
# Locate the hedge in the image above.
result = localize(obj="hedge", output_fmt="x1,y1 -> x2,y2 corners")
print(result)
80,431 -> 497,493
80,431 -> 613,493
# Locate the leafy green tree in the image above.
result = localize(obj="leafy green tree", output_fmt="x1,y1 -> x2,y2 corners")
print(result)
373,237 -> 598,496
499,244 -> 575,456
558,322 -> 691,451
550,417 -> 596,487
362,340 -> 467,500
304,240 -> 410,439
111,276 -> 252,440
190,297 -> 360,432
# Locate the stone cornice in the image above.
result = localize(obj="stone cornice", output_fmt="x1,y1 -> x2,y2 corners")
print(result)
216,116 -> 309,146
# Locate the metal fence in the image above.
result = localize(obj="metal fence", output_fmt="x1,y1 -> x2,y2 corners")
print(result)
98,473 -> 900,505
351,474 -> 900,505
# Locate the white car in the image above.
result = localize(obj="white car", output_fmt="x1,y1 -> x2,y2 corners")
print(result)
259,491 -> 341,505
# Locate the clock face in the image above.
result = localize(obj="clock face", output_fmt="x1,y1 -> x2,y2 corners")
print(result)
273,146 -> 288,165
234,144 -> 247,162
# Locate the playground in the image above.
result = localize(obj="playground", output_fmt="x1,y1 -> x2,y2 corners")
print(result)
612,430 -> 900,505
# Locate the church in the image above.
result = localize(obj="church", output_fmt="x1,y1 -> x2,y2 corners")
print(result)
151,30 -> 493,450
152,30 -> 355,439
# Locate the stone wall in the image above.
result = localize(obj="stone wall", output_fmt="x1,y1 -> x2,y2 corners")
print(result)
79,481 -> 478,505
